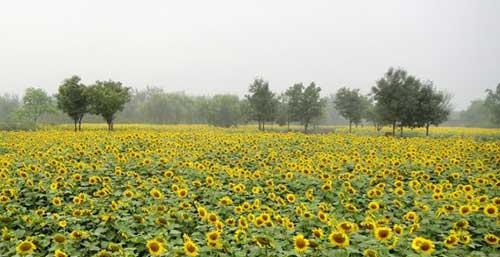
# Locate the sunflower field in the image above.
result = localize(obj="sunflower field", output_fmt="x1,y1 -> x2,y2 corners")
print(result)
0,126 -> 498,257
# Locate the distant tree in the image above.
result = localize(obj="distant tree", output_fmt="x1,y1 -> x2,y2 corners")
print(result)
485,83 -> 500,127
285,83 -> 305,129
365,99 -> 385,132
0,93 -> 20,122
460,100 -> 494,128
207,95 -> 241,127
372,67 -> 420,136
333,87 -> 367,133
245,78 -> 277,130
275,93 -> 289,127
56,75 -> 89,131
239,99 -> 253,124
86,80 -> 131,131
20,87 -> 55,123
298,82 -> 324,133
415,81 -> 451,135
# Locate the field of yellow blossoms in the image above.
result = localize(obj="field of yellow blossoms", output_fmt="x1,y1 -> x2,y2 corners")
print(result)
0,125 -> 498,257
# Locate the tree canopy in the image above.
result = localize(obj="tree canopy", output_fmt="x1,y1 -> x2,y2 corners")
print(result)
56,75 -> 89,131
485,83 -> 500,127
20,87 -> 54,123
333,87 -> 367,133
86,80 -> 131,131
245,78 -> 277,131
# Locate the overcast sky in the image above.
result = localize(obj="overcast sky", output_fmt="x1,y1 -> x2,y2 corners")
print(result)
1,0 -> 499,110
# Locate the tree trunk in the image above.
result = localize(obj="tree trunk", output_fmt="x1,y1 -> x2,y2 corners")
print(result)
287,119 -> 290,132
74,119 -> 78,132
304,121 -> 309,134
78,115 -> 83,131
349,120 -> 352,133
392,121 -> 396,136
400,126 -> 403,137
426,124 -> 430,136
262,121 -> 265,131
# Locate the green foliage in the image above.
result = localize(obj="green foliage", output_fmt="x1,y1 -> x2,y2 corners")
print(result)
285,83 -> 305,123
372,68 -> 451,136
207,94 -> 241,127
460,100 -> 494,128
245,78 -> 278,130
0,93 -> 20,123
19,87 -> 55,123
56,75 -> 89,131
484,83 -> 500,127
333,87 -> 368,133
298,82 -> 325,133
86,80 -> 131,130
415,81 -> 451,135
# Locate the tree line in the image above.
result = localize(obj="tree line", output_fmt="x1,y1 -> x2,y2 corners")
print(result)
1,67 -> 499,133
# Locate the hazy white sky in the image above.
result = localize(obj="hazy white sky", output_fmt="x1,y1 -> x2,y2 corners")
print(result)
1,0 -> 499,110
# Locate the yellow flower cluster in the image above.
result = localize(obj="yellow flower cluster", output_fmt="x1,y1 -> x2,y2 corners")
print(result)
0,125 -> 498,256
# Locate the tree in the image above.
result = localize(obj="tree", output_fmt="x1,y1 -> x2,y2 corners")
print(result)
86,80 -> 131,131
365,99 -> 385,132
415,81 -> 451,135
333,87 -> 367,133
245,78 -> 277,131
372,67 -> 420,136
298,82 -> 324,133
275,93 -> 289,127
21,87 -> 55,123
485,83 -> 500,127
56,75 -> 89,131
284,83 -> 305,130
460,100 -> 493,128
0,93 -> 20,122
207,95 -> 241,127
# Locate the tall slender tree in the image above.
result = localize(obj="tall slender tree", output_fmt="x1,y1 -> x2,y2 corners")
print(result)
485,83 -> 500,127
245,78 -> 277,130
298,82 -> 324,133
56,75 -> 89,131
333,87 -> 367,133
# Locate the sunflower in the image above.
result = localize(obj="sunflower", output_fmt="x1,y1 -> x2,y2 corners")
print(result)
363,249 -> 378,257
206,230 -> 220,243
484,233 -> 499,245
177,188 -> 188,198
52,197 -> 62,206
293,234 -> 309,253
16,240 -> 36,255
337,221 -> 358,234
444,234 -> 459,248
150,188 -> 163,199
312,228 -> 324,239
368,201 -> 380,211
146,239 -> 166,256
411,237 -> 434,254
459,205 -> 472,216
197,206 -> 207,219
483,204 -> 497,217
329,231 -> 349,248
374,227 -> 392,241
183,238 -> 199,257
54,249 -> 68,257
